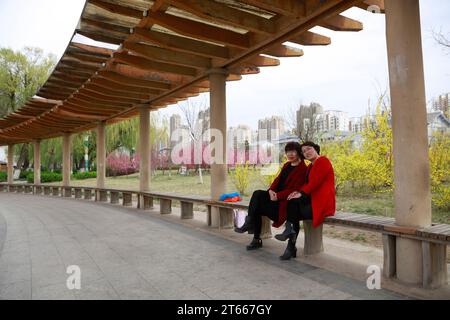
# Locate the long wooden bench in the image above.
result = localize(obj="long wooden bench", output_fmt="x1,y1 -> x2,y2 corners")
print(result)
0,182 -> 447,288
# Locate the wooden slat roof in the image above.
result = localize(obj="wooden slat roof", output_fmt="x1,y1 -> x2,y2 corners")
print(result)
0,0 -> 385,146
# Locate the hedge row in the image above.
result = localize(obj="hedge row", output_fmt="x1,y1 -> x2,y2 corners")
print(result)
25,171 -> 97,183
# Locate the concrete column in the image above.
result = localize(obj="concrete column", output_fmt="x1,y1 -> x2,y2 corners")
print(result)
96,123 -> 106,189
33,140 -> 41,185
139,107 -> 151,192
62,133 -> 72,187
385,0 -> 431,285
7,144 -> 14,184
209,68 -> 228,227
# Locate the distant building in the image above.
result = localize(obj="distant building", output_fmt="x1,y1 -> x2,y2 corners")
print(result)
170,114 -> 182,149
432,93 -> 449,116
170,114 -> 181,137
315,110 -> 349,133
227,125 -> 252,150
258,116 -> 285,142
198,108 -> 210,136
427,111 -> 450,141
348,115 -> 377,133
296,102 -> 323,139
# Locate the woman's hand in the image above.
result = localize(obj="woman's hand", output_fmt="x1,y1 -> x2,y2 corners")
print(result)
287,191 -> 302,201
268,190 -> 278,201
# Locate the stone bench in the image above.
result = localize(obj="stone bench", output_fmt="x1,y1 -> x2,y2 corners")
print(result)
34,185 -> 43,195
205,200 -> 273,237
43,186 -> 51,195
51,186 -> 60,196
142,192 -> 210,219
97,189 -> 108,202
324,212 -> 449,289
74,187 -> 83,199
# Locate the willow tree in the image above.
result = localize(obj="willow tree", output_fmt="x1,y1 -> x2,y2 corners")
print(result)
104,112 -> 169,173
1,47 -> 56,170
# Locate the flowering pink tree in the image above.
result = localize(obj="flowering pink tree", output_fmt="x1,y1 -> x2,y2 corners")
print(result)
106,152 -> 139,176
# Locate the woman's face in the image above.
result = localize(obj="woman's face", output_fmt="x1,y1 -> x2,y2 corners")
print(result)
285,150 -> 299,162
302,145 -> 318,161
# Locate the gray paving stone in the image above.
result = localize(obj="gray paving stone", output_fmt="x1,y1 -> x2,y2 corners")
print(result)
73,278 -> 119,300
0,193 -> 417,300
32,282 -> 76,300
0,281 -> 31,300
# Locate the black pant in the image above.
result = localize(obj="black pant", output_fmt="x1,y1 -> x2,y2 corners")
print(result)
286,197 -> 313,236
247,190 -> 278,239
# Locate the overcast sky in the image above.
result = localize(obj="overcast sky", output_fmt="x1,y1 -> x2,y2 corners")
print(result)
0,0 -> 449,130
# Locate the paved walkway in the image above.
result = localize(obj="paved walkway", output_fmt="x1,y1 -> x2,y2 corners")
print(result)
0,193 -> 408,300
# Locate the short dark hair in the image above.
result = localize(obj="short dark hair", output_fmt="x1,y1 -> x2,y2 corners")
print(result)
284,141 -> 303,160
300,141 -> 320,155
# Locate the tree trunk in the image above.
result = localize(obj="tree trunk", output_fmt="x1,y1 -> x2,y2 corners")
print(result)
16,143 -> 29,170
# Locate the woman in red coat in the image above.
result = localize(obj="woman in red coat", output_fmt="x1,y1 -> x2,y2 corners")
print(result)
275,141 -> 336,259
235,142 -> 307,255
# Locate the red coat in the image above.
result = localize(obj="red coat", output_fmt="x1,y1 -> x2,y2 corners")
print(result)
269,161 -> 307,228
299,156 -> 336,228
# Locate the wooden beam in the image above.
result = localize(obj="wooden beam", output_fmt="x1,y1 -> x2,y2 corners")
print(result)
83,83 -> 154,100
56,109 -> 107,121
245,55 -> 280,67
80,17 -> 131,35
52,72 -> 90,82
88,0 -> 143,19
132,28 -> 230,59
54,67 -> 93,77
60,60 -> 100,72
96,70 -> 172,90
62,104 -> 118,116
264,45 -> 304,57
66,52 -> 108,64
237,0 -> 305,18
90,77 -> 163,95
319,14 -> 363,32
67,98 -> 130,110
144,11 -> 250,49
65,102 -> 124,113
77,30 -> 123,45
70,42 -> 113,57
123,41 -> 212,69
76,90 -> 141,104
113,52 -> 198,77
289,31 -> 331,46
165,0 -> 276,35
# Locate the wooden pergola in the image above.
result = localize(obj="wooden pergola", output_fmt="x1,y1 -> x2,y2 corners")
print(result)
1,0 -> 445,288
0,0 -> 381,144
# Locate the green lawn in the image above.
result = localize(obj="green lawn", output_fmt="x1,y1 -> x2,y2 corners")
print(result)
45,170 -> 449,224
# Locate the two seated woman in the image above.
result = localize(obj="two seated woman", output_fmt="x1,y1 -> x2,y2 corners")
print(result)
235,141 -> 335,260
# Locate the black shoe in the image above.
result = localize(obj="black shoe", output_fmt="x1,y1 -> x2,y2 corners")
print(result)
279,241 -> 297,260
246,238 -> 262,251
234,216 -> 255,234
275,221 -> 296,242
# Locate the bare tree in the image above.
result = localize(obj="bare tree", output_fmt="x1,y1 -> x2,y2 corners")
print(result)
178,98 -> 209,184
282,105 -> 299,136
284,102 -> 322,142
433,28 -> 450,50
